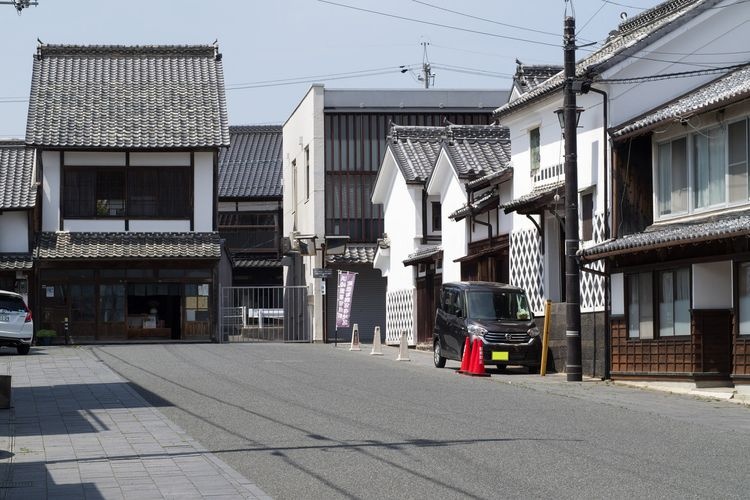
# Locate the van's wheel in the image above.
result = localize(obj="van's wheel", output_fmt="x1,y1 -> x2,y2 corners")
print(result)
17,345 -> 30,355
433,339 -> 446,368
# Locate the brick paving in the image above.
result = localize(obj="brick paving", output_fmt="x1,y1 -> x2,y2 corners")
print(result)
0,347 -> 270,499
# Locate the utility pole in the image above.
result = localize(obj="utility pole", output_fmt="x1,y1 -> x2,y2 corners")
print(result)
563,16 -> 582,382
1,0 -> 38,12
419,41 -> 433,89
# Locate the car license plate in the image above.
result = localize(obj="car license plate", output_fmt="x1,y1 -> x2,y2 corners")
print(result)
491,351 -> 509,361
0,314 -> 9,322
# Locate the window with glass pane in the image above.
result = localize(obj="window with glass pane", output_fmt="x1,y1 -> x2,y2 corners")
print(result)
740,263 -> 750,335
693,126 -> 726,209
657,138 -> 687,216
530,127 -> 540,173
728,119 -> 748,203
128,168 -> 190,218
628,272 -> 653,339
70,285 -> 95,321
96,170 -> 125,216
658,268 -> 689,337
64,169 -> 95,217
99,284 -> 125,322
581,191 -> 593,240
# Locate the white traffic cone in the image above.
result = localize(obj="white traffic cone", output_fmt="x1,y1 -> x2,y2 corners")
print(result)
396,331 -> 411,361
370,326 -> 383,356
349,323 -> 361,351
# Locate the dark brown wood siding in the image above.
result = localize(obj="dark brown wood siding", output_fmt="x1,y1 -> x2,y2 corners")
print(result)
324,112 -> 493,242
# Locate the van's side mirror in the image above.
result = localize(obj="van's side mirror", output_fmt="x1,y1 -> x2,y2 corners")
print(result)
455,309 -> 463,318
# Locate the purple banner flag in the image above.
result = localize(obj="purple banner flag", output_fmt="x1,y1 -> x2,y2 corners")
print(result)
335,271 -> 357,328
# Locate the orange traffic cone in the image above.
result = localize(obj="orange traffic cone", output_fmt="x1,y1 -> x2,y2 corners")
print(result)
468,338 -> 490,377
457,337 -> 472,374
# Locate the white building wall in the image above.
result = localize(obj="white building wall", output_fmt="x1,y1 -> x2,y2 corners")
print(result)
193,152 -> 214,232
0,212 -> 28,252
381,179 -> 420,292
437,172 -> 467,283
64,220 -> 126,232
129,221 -> 191,232
130,152 -> 191,166
283,85 -> 326,341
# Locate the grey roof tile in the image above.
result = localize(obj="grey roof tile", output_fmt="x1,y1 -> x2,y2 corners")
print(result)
388,126 -> 443,183
326,243 -> 377,265
386,124 -> 511,185
26,44 -> 230,149
219,125 -> 283,199
231,255 -> 282,268
0,140 -> 36,209
0,254 -> 33,270
449,188 -> 500,221
613,65 -> 750,138
503,180 -> 565,214
35,231 -> 221,259
403,245 -> 442,266
444,125 -> 511,178
579,209 -> 750,260
512,63 -> 563,96
495,0 -> 711,119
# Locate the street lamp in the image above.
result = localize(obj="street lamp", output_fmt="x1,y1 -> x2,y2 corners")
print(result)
554,106 -> 584,135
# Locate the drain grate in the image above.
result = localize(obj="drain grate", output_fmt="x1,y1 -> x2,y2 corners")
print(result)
0,481 -> 33,488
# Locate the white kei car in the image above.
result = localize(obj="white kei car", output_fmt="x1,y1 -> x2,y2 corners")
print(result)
0,290 -> 33,355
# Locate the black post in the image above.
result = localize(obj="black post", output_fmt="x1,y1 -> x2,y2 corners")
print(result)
563,16 -> 582,382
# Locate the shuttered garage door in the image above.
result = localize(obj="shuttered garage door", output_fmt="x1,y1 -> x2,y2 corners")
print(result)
325,264 -> 386,344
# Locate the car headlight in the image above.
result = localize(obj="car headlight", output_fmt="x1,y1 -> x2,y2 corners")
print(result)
467,323 -> 487,337
527,325 -> 540,337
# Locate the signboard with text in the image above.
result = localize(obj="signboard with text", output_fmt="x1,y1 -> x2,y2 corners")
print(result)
335,271 -> 357,328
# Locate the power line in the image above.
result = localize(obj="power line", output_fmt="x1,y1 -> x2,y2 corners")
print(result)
226,65 -> 416,89
411,0 -> 563,39
317,0 -> 563,48
578,1 -> 608,36
600,0 -> 646,9
597,61 -> 750,84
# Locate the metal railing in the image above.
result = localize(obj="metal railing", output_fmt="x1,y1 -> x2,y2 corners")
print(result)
219,286 -> 309,343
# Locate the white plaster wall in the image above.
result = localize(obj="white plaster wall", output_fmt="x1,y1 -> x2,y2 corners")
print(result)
64,220 -> 126,232
129,220 -> 191,232
434,160 -> 468,283
693,261 -> 733,309
498,182 -> 513,236
41,151 -> 61,232
283,85 -> 326,341
64,151 -> 125,166
219,201 -> 280,212
193,151 -> 214,232
0,212 -> 28,252
603,3 -> 750,126
381,169 -> 420,292
130,152 -> 191,166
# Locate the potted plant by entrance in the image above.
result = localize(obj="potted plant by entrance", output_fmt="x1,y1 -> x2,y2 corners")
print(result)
35,329 -> 57,346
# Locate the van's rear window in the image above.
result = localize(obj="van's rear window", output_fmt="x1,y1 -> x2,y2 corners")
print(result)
0,296 -> 26,312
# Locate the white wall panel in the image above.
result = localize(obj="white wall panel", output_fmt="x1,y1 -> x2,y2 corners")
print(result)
193,151 -> 214,231
693,261 -> 732,309
0,212 -> 28,252
64,151 -> 125,166
63,220 -> 126,232
42,151 -> 61,231
130,152 -> 191,166
611,273 -> 624,316
128,220 -> 191,232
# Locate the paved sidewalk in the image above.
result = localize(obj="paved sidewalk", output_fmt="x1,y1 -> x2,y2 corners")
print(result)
0,347 -> 271,499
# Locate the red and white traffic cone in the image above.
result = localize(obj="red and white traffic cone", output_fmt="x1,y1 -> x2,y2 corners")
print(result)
458,337 -> 472,374
468,338 -> 490,377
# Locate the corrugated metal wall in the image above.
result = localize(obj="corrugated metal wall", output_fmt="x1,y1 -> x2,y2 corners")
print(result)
325,264 -> 386,344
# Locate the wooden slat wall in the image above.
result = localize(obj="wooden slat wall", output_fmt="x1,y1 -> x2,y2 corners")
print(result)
610,318 -> 697,375
734,337 -> 750,376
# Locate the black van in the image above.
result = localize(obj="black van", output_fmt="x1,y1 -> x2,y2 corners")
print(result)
432,282 -> 541,372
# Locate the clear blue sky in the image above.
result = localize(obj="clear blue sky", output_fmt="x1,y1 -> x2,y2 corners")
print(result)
0,0 -> 663,137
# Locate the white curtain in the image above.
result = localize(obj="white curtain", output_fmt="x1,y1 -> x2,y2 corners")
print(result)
674,268 -> 690,336
659,271 -> 674,337
740,264 -> 750,336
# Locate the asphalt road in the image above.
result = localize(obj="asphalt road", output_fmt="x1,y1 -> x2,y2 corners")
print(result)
90,343 -> 750,500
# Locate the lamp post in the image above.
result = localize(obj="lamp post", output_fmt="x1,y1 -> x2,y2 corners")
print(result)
561,16 -> 583,382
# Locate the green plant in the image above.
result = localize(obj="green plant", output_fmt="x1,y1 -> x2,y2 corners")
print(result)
36,329 -> 57,338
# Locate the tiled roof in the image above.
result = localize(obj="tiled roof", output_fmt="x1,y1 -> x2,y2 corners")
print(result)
231,255 -> 282,268
388,126 -> 444,183
326,243 -> 377,265
466,167 -> 514,190
403,245 -> 442,266
443,125 -> 511,179
512,63 -> 563,96
0,254 -> 33,270
612,65 -> 750,138
0,140 -> 36,209
503,180 -> 565,214
35,232 -> 221,259
26,44 -> 230,149
495,0 -> 710,119
579,209 -> 750,261
449,189 -> 501,221
387,124 -> 511,185
219,125 -> 282,199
